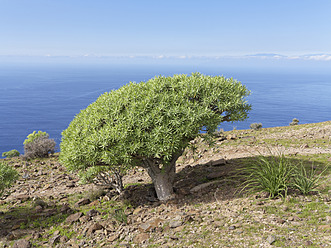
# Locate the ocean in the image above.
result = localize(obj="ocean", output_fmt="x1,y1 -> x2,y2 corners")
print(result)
1,61 -> 330,157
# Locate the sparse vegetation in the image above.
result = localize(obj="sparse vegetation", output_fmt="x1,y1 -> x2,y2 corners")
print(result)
250,122 -> 262,130
240,152 -> 295,198
0,161 -> 19,197
290,118 -> 299,126
23,131 -> 56,159
292,162 -> 327,195
2,149 -> 20,158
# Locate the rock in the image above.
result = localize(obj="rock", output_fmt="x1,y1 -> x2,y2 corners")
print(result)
139,218 -> 163,232
49,235 -> 61,245
133,233 -> 150,244
304,240 -> 313,246
60,203 -> 72,214
205,158 -> 227,166
16,194 -> 30,202
86,209 -> 99,218
60,235 -> 69,243
226,134 -> 237,140
75,198 -> 90,207
190,181 -> 219,193
326,215 -> 331,224
275,218 -> 286,224
266,235 -> 276,245
228,226 -> 236,230
169,220 -> 182,228
65,212 -> 83,224
108,233 -> 119,242
12,239 -> 31,248
87,222 -> 104,236
66,182 -> 75,188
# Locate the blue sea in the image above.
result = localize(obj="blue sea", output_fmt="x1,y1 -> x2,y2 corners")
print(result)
1,61 -> 331,157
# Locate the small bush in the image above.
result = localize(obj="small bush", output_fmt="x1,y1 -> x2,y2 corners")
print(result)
292,163 -> 326,195
250,123 -> 262,131
0,162 -> 19,197
289,118 -> 299,126
23,135 -> 56,159
240,152 -> 295,198
2,149 -> 20,158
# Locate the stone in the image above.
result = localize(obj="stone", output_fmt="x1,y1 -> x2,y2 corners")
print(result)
190,181 -> 219,193
133,233 -> 150,244
275,218 -> 286,224
108,233 -> 119,242
266,235 -> 276,245
16,194 -> 30,202
204,158 -> 227,167
325,215 -> 331,224
75,198 -> 91,207
12,239 -> 31,248
49,235 -> 61,245
228,226 -> 236,230
139,218 -> 163,232
65,212 -> 83,224
86,209 -> 99,218
169,220 -> 182,228
87,222 -> 104,236
60,203 -> 72,214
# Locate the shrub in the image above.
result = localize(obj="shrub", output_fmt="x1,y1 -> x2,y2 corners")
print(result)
2,149 -> 20,158
289,118 -> 299,126
292,163 -> 327,195
240,152 -> 295,198
23,132 -> 56,159
250,123 -> 262,131
60,73 -> 251,201
0,162 -> 19,197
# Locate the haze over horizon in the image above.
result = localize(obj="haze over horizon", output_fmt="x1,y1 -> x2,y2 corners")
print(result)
1,0 -> 330,62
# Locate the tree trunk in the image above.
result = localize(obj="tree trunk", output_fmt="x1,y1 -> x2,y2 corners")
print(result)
146,161 -> 176,201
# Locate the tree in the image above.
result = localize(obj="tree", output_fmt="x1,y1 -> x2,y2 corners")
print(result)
60,73 -> 251,201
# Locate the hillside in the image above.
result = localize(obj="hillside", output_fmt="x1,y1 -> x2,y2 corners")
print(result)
0,121 -> 330,248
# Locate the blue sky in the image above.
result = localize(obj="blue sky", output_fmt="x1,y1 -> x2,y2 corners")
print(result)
1,0 -> 331,59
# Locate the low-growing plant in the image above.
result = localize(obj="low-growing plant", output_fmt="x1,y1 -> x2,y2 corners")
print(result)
240,152 -> 295,198
289,118 -> 299,126
2,149 -> 20,158
23,131 -> 56,159
250,122 -> 262,130
113,208 -> 127,224
292,163 -> 327,195
0,161 -> 19,197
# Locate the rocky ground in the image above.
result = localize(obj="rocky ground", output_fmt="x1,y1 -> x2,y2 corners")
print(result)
0,121 -> 330,248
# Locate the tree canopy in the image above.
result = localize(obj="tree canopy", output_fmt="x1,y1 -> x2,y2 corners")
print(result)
60,73 -> 251,200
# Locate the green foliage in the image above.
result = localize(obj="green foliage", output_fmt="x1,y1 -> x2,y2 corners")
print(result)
23,131 -> 56,159
250,123 -> 262,130
0,162 -> 19,197
289,118 -> 299,126
240,153 -> 295,198
60,73 -> 251,198
23,131 -> 48,145
2,149 -> 20,158
292,163 -> 327,195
